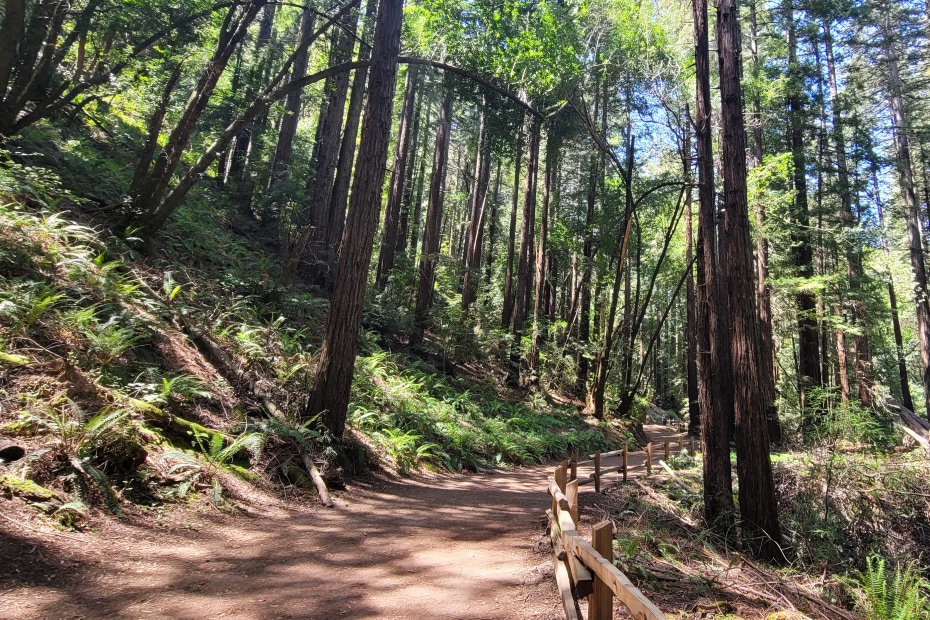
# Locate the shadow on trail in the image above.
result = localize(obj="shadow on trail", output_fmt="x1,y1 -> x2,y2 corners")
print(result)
8,467 -> 558,619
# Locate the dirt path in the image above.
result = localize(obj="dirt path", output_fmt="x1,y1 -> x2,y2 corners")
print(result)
1,467 -> 564,620
0,427 -> 686,620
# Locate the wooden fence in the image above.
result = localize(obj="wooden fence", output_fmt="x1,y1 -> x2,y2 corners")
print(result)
545,438 -> 694,620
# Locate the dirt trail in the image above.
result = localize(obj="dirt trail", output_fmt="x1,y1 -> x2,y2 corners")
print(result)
0,426 -> 685,620
1,467 -> 564,619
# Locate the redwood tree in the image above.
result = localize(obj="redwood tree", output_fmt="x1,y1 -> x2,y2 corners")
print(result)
305,0 -> 404,437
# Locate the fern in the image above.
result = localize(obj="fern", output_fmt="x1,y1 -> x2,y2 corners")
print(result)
858,556 -> 930,620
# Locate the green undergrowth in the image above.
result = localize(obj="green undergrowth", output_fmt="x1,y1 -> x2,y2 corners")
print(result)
596,442 -> 930,618
350,349 -> 611,471
1,144 -> 614,526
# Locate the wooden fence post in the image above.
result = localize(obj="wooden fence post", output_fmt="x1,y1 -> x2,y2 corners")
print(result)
678,436 -> 684,453
589,520 -> 614,620
553,463 -> 567,516
594,450 -> 602,494
645,443 -> 652,476
689,436 -> 695,454
664,440 -> 670,459
566,479 -> 579,525
622,445 -> 628,482
570,453 -> 578,482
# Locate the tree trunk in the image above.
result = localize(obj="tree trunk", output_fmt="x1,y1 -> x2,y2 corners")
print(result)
507,114 -> 541,387
484,159 -> 503,285
326,0 -> 379,252
576,88 -> 601,398
397,73 -> 425,257
376,64 -> 421,288
824,21 -> 873,408
694,0 -> 734,535
462,103 -> 492,310
304,0 -> 404,438
683,108 -> 700,437
269,5 -> 316,185
787,4 -> 822,420
882,12 -> 930,420
284,11 -> 358,284
501,132 -> 524,330
412,84 -> 453,348
531,133 -> 559,370
749,0 -> 780,442
717,0 -> 782,560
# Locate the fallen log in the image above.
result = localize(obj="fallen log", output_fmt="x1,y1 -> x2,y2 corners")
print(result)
182,323 -> 334,507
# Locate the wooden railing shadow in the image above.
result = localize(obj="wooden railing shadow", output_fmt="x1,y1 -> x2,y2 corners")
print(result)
545,437 -> 695,620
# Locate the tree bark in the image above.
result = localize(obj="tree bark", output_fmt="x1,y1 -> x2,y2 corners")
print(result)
412,84 -> 454,348
377,64 -> 421,288
284,10 -> 358,284
501,132 -> 524,329
327,0 -> 379,261
717,0 -> 782,560
531,133 -> 559,370
786,4 -> 822,421
304,0 -> 404,437
508,114 -> 541,387
269,5 -> 316,184
749,0 -> 780,442
694,0 -> 734,535
683,108 -> 700,437
462,102 -> 492,310
824,21 -> 873,408
881,10 -> 930,420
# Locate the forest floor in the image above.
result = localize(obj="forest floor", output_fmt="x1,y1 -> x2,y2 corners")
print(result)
0,426 -> 687,620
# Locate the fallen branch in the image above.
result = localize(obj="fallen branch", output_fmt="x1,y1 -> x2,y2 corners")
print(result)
181,322 -> 334,507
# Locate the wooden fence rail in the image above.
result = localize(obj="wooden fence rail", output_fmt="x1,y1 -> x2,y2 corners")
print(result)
545,437 -> 694,619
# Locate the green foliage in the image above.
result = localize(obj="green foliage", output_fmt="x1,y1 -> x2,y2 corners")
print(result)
856,556 -> 930,620
17,399 -> 131,515
349,346 -> 610,471
157,429 -> 265,505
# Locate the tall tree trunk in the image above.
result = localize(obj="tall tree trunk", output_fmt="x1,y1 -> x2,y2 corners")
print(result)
269,5 -> 316,185
397,74 -> 425,256
501,132 -> 524,330
305,0 -> 404,437
462,103 -> 492,310
718,0 -> 782,560
376,64 -> 421,288
882,11 -> 930,419
749,0 -> 780,442
284,11 -> 358,284
484,159 -> 503,286
694,0 -> 734,535
787,4 -> 822,420
508,114 -> 542,387
824,21 -> 873,408
326,0 -> 379,258
683,107 -> 700,437
531,133 -> 559,371
875,173 -> 916,413
576,88 -> 602,398
412,84 -> 454,348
